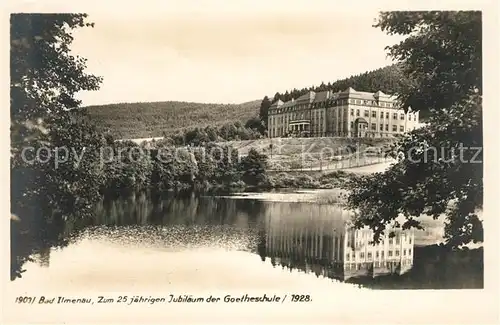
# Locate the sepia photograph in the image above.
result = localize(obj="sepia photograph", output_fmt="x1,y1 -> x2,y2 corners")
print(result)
2,1 -> 498,324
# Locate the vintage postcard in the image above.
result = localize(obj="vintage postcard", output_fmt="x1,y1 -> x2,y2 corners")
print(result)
2,0 -> 499,324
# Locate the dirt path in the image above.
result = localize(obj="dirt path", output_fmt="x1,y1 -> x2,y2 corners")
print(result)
342,160 -> 396,174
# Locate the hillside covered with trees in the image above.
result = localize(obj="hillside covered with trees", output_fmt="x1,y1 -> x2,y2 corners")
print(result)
271,64 -> 406,104
85,100 -> 262,139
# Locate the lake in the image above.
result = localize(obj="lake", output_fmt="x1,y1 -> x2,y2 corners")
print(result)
9,190 -> 483,293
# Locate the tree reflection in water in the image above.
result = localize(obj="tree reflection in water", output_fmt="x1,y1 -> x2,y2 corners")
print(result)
10,209 -> 85,280
10,191 -> 483,289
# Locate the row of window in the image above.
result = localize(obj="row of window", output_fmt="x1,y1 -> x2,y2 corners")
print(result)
387,237 -> 412,245
270,109 -> 417,122
349,234 -> 413,246
345,248 -> 412,261
311,110 -> 324,117
345,260 -> 412,270
269,114 -> 308,125
270,113 -> 325,124
314,98 -> 394,108
270,111 -> 325,123
271,98 -> 394,113
273,102 -> 333,112
351,109 -> 411,120
351,122 -> 404,132
348,99 -> 394,107
272,116 -> 412,129
273,98 -> 398,112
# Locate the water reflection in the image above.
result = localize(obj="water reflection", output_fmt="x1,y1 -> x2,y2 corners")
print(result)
93,191 -> 265,227
11,191 -> 482,289
259,203 -> 414,282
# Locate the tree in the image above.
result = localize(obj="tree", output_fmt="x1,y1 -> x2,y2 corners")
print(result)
152,147 -> 198,189
376,11 -> 481,112
259,96 -> 271,129
343,11 -> 482,248
219,123 -> 238,141
204,125 -> 218,142
11,14 -> 103,214
193,148 -> 216,183
210,144 -> 241,185
103,141 -> 153,191
283,90 -> 290,102
10,14 -> 103,279
239,148 -> 268,187
245,116 -> 266,134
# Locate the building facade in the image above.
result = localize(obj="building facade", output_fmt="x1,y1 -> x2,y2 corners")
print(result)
267,87 -> 420,138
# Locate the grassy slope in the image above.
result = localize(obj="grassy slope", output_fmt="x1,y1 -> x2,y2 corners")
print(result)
225,137 -> 396,170
225,137 -> 394,155
85,99 -> 261,139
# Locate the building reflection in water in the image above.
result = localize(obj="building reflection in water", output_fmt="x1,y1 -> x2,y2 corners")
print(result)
261,203 -> 415,281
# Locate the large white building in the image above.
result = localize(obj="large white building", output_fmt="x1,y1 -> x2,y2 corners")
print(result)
267,87 -> 420,138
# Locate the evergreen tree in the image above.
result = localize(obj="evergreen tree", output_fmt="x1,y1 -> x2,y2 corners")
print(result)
259,96 -> 272,128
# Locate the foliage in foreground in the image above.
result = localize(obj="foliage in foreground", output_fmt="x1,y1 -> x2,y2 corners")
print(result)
343,11 -> 483,248
10,14 -> 104,279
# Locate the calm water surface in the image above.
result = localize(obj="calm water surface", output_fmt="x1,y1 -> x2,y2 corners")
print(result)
10,190 -> 483,293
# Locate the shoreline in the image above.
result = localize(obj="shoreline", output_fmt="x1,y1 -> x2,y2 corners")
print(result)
218,188 -> 348,205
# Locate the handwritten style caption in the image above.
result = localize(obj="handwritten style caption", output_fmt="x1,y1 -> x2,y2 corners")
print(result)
15,294 -> 312,305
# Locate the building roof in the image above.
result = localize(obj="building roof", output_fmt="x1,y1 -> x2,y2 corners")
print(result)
312,90 -> 329,103
337,87 -> 373,100
281,99 -> 296,108
374,90 -> 399,101
339,88 -> 399,101
271,88 -> 399,111
270,99 -> 284,108
296,91 -> 316,103
353,91 -> 378,101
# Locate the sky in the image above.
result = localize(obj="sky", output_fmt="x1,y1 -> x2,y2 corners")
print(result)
69,4 -> 404,106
